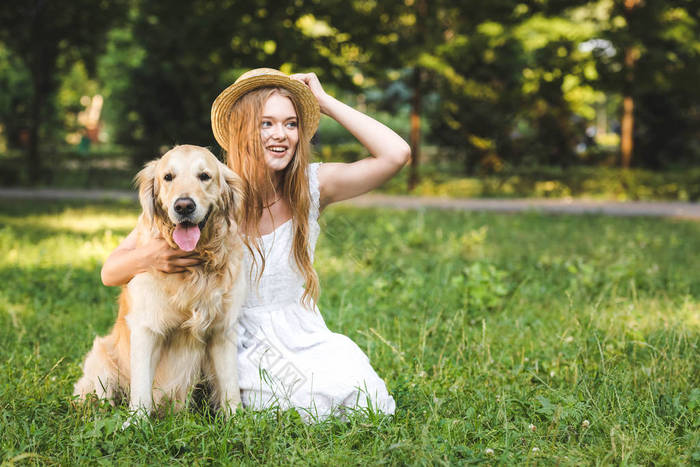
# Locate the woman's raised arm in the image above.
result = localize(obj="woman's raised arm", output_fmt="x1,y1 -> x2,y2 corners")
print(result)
289,73 -> 411,209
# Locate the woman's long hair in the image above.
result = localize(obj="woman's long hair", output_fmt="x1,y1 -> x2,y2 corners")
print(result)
225,87 -> 319,308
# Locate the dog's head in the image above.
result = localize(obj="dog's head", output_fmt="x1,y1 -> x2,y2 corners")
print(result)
135,145 -> 243,251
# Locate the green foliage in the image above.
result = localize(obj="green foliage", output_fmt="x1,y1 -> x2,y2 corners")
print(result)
1,0 -> 700,183
427,3 -> 606,170
0,0 -> 129,180
96,27 -> 147,152
451,261 -> 510,312
0,145 -> 135,189
0,43 -> 32,152
102,0 -> 349,164
1,201 -> 698,463
594,0 -> 700,168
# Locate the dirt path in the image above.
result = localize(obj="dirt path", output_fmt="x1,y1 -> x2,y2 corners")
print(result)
0,187 -> 698,219
345,194 -> 700,219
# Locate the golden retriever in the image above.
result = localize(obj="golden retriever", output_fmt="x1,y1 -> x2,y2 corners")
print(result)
74,145 -> 246,417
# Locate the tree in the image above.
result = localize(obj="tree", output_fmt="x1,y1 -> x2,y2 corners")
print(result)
620,0 -> 641,168
311,0 -> 453,189
0,0 -> 128,182
101,0 -> 349,164
0,43 -> 32,152
428,20 -> 528,172
315,0 -> 598,179
595,0 -> 700,168
419,1 -> 596,171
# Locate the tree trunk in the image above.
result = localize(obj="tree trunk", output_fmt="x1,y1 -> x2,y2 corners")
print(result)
620,95 -> 634,169
27,81 -> 43,183
620,0 -> 641,169
407,0 -> 427,191
24,2 -> 54,184
408,67 -> 422,191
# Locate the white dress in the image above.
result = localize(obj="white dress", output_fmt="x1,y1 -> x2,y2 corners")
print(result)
236,163 -> 396,420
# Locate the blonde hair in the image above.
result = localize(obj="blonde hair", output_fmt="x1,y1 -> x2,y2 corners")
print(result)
224,87 -> 319,308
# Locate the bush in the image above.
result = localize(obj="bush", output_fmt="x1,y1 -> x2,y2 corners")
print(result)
0,144 -> 136,189
385,165 -> 700,201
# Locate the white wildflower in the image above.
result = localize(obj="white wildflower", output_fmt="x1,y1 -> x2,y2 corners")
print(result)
532,447 -> 540,453
582,419 -> 590,428
485,448 -> 494,456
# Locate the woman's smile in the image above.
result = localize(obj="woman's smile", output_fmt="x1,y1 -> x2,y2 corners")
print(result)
266,144 -> 290,157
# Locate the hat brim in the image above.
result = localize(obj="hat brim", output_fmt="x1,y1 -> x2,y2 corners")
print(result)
211,74 -> 320,150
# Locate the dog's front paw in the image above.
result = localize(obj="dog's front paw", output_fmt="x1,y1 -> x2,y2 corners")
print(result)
121,418 -> 133,431
220,399 -> 241,419
121,409 -> 149,431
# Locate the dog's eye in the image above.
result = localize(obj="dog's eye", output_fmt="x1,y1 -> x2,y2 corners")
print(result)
199,173 -> 211,181
164,173 -> 173,182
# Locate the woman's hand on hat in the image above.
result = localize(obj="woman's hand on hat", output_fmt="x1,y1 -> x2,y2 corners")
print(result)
290,72 -> 331,113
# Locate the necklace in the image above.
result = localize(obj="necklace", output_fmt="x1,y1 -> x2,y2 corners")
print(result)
263,195 -> 281,209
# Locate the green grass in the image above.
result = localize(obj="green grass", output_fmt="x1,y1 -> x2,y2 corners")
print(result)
1,200 -> 698,464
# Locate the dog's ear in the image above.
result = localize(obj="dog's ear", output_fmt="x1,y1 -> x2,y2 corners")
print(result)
135,159 -> 159,225
219,164 -> 244,226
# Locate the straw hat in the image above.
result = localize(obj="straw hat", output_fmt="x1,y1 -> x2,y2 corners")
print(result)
211,68 -> 321,150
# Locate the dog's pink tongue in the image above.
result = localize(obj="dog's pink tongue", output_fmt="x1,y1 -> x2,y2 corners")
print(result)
173,224 -> 200,251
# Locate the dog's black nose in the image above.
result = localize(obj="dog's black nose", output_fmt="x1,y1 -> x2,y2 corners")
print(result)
174,197 -> 196,215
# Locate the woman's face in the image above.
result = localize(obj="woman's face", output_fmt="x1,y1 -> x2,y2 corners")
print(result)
260,93 -> 299,175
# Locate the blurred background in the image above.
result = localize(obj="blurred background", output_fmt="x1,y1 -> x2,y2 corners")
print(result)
1,0 -> 699,200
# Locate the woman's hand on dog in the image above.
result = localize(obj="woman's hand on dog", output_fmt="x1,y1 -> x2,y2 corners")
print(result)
101,229 -> 202,286
145,236 -> 202,274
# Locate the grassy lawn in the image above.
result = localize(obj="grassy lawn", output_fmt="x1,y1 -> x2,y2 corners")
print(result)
1,200 -> 698,464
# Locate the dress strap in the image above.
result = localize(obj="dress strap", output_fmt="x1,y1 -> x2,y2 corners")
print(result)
308,162 -> 322,221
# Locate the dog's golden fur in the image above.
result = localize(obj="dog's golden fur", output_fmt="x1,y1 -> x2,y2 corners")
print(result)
74,145 -> 246,415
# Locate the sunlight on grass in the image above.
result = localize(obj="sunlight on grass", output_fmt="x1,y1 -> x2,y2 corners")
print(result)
0,210 -> 137,235
594,296 -> 700,335
0,207 -> 134,268
0,296 -> 29,339
315,254 -> 369,277
0,230 -> 124,268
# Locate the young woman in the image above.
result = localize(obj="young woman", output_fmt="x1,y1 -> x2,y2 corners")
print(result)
101,68 -> 410,420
